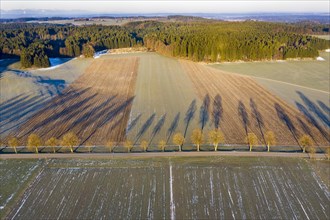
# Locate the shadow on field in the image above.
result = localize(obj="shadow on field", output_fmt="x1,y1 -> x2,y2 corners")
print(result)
275,103 -> 299,145
166,113 -> 180,144
8,69 -> 66,97
184,100 -> 197,138
199,94 -> 210,131
212,94 -> 223,129
0,59 -> 19,73
127,113 -> 142,133
238,101 -> 249,135
134,113 -> 156,144
0,94 -> 49,136
295,102 -> 330,142
317,100 -> 330,115
12,88 -> 91,139
80,96 -> 135,145
250,98 -> 266,145
297,91 -> 330,128
149,114 -> 166,145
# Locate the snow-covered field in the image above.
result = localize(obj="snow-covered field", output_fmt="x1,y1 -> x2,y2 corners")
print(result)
5,157 -> 330,220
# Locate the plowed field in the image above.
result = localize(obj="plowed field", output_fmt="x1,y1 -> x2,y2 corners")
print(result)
13,56 -> 138,145
180,60 -> 329,146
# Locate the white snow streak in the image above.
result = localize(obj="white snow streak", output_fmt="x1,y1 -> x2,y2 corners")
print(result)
169,163 -> 175,220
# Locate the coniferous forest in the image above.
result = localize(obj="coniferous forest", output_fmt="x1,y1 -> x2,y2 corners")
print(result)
0,19 -> 329,68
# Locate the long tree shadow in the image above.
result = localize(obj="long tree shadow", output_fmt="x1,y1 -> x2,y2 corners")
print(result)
149,114 -> 166,145
275,103 -> 299,145
166,113 -> 180,144
80,96 -> 135,145
199,94 -> 210,131
238,101 -> 249,135
19,92 -> 98,138
0,95 -> 50,136
296,102 -> 329,142
126,113 -> 142,133
134,113 -> 156,144
8,69 -> 66,96
60,96 -> 117,137
250,98 -> 266,144
317,100 -> 330,116
296,117 -> 318,145
0,94 -> 29,113
212,94 -> 223,129
297,91 -> 330,128
184,100 -> 197,138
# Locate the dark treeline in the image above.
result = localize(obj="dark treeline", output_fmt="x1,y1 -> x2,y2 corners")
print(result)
0,20 -> 329,67
136,21 -> 330,62
0,23 -> 139,67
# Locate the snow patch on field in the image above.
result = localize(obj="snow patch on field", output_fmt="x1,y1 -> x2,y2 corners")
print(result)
94,50 -> 108,59
316,57 -> 325,61
38,58 -> 74,71
169,163 -> 175,220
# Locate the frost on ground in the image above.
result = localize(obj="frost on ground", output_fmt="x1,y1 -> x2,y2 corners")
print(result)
0,159 -> 42,218
5,157 -> 330,220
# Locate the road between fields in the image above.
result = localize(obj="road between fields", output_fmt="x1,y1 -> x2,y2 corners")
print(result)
0,151 -> 327,159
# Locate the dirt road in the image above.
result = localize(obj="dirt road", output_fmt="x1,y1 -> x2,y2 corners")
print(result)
0,151 -> 326,159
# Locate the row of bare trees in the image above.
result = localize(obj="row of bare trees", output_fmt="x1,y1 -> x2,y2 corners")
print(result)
5,132 -> 79,154
2,130 -> 328,158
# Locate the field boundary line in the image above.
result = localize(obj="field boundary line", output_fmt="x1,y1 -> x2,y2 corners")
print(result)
206,64 -> 330,94
0,152 -> 327,159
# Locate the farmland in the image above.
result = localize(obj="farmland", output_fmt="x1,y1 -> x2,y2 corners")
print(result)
181,60 -> 329,145
0,159 -> 42,218
124,53 -> 206,145
11,56 -> 138,145
0,58 -> 93,138
208,51 -> 330,129
209,51 -> 330,92
3,157 -> 330,220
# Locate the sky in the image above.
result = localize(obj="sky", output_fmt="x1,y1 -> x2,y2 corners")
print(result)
1,0 -> 329,14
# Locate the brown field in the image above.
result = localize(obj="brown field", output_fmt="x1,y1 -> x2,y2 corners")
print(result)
180,60 -> 329,146
12,56 -> 138,145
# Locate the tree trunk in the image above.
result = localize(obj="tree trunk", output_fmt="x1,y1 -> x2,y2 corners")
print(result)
303,146 -> 306,153
53,147 -> 56,153
35,147 -> 38,154
14,147 -> 17,154
215,143 -> 218,151
70,147 -> 73,153
249,144 -> 252,152
197,144 -> 200,152
179,145 -> 181,152
267,143 -> 270,152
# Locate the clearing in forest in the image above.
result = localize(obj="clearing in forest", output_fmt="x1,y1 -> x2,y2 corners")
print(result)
12,56 -> 138,145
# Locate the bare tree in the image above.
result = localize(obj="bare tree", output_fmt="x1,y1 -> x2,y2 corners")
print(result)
140,140 -> 148,152
85,142 -> 93,153
326,147 -> 330,160
124,140 -> 133,153
158,140 -> 166,152
191,129 -> 203,152
8,137 -> 19,154
299,135 -> 313,153
173,132 -> 184,152
61,132 -> 79,153
245,133 -> 258,152
46,137 -> 58,153
28,134 -> 42,154
208,129 -> 224,151
106,141 -> 115,153
265,131 -> 276,152
307,145 -> 316,159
